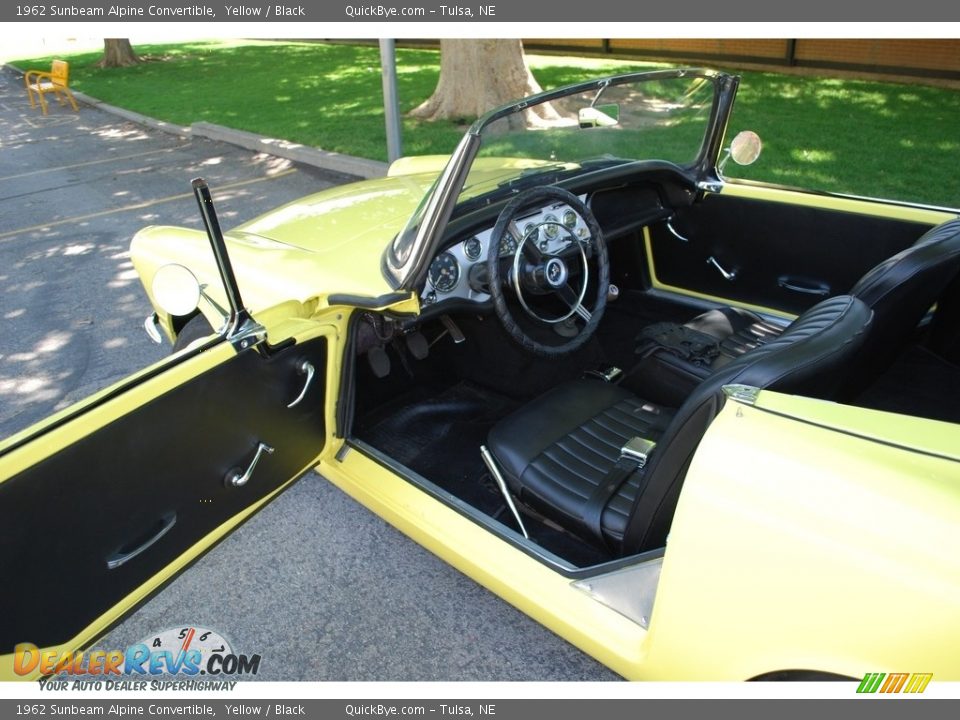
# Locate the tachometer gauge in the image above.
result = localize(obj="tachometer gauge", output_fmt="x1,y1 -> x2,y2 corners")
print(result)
428,252 -> 460,293
543,214 -> 560,240
464,237 -> 482,260
499,230 -> 518,256
562,209 -> 578,229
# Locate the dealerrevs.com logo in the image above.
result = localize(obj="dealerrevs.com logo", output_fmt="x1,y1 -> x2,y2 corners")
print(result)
15,627 -> 260,690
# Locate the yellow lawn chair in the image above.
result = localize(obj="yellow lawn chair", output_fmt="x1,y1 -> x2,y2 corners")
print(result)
25,60 -> 79,116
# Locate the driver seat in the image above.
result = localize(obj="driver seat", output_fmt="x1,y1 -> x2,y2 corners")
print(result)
486,295 -> 873,557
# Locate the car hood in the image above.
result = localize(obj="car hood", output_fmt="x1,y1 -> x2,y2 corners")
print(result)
132,172 -> 438,320
232,172 -> 433,256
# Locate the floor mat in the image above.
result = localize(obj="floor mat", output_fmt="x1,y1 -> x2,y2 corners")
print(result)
356,381 -> 613,566
357,382 -> 519,515
597,292 -> 695,371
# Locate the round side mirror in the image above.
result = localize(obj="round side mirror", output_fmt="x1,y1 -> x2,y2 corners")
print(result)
729,130 -> 762,166
152,264 -> 201,317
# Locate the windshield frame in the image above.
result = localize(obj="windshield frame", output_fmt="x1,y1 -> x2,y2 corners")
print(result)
383,67 -> 737,291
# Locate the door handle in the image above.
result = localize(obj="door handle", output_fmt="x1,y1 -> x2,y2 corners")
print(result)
224,442 -> 274,488
706,256 -> 738,281
106,512 -> 177,570
286,360 -> 316,408
664,217 -> 691,243
778,276 -> 830,297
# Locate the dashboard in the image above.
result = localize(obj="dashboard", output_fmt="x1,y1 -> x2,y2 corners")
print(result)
421,196 -> 591,307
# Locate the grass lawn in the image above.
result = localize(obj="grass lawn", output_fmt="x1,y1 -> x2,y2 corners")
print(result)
10,40 -> 960,207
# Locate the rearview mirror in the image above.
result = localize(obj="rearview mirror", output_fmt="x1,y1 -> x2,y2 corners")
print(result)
152,264 -> 201,317
578,103 -> 620,128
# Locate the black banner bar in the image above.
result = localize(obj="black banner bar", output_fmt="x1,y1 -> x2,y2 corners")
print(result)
2,699 -> 960,719
3,0 -> 960,21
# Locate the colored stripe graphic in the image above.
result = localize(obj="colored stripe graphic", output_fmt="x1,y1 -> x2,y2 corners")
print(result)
858,672 -> 932,694
881,673 -> 910,693
904,674 -> 933,694
857,673 -> 885,693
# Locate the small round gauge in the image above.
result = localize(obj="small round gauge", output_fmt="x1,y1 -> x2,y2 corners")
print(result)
134,626 -> 233,675
463,237 -> 482,260
562,209 -> 578,229
523,222 -> 539,242
543,214 -> 560,240
428,251 -> 460,293
499,230 -> 518,256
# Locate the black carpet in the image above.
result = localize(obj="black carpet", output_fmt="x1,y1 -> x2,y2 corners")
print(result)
356,381 -> 612,566
357,381 -> 518,515
856,345 -> 960,424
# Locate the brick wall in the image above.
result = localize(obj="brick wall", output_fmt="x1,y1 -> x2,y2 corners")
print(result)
610,39 -> 788,60
522,38 -> 960,80
794,39 -> 960,73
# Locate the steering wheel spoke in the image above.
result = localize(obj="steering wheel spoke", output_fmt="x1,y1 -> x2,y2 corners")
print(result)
557,283 -> 592,322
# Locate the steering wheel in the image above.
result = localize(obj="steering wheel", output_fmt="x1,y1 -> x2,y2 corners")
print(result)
487,186 -> 609,356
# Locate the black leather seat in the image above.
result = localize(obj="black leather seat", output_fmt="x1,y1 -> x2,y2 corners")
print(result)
629,217 -> 960,405
487,295 -> 873,557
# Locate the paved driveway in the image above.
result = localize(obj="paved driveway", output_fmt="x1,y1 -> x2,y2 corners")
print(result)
0,68 -> 616,682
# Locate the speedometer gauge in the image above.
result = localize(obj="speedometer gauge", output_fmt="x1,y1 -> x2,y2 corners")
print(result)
428,252 -> 460,293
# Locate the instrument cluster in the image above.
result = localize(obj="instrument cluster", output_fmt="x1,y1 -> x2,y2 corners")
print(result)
422,198 -> 590,306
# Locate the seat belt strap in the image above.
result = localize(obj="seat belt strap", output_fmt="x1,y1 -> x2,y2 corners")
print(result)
580,437 -> 656,547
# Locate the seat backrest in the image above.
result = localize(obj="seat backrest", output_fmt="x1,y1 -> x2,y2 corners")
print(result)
620,294 -> 873,555
847,217 -> 960,389
50,60 -> 69,87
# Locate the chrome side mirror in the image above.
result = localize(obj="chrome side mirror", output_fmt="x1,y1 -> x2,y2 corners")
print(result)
730,130 -> 762,166
152,264 -> 201,317
720,130 -> 763,172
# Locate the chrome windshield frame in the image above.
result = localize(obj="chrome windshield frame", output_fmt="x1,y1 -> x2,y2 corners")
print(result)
383,67 -> 738,292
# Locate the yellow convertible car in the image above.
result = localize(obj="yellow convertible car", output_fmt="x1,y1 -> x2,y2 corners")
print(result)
2,68 -> 959,681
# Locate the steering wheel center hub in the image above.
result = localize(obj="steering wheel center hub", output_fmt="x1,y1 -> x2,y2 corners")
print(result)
544,257 -> 568,289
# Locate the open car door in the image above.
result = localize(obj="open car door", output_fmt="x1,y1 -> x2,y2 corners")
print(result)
0,181 -> 330,679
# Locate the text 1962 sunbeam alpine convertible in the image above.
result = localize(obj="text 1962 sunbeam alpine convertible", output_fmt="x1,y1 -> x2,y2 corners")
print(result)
2,68 -> 959,681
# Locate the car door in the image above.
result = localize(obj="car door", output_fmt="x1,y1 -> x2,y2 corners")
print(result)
0,321 -> 330,676
0,178 -> 336,678
0,320 -> 331,675
645,184 -> 949,315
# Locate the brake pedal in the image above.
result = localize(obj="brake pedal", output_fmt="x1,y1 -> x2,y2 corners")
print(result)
367,346 -> 391,378
405,331 -> 429,360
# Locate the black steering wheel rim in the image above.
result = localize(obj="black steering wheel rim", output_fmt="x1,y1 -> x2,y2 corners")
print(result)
487,186 -> 609,357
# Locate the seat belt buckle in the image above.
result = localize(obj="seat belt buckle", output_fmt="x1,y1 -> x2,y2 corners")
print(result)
583,366 -> 623,383
621,437 -> 656,469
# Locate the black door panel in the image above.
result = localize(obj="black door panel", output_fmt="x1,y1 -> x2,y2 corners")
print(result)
648,193 -> 932,314
0,337 -> 326,652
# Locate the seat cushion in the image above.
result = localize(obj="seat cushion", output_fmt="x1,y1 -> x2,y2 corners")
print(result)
686,308 -> 788,361
488,379 -> 672,546
625,307 -> 789,405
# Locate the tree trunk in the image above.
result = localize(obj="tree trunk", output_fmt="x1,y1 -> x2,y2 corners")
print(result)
410,39 -> 555,124
96,39 -> 141,68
